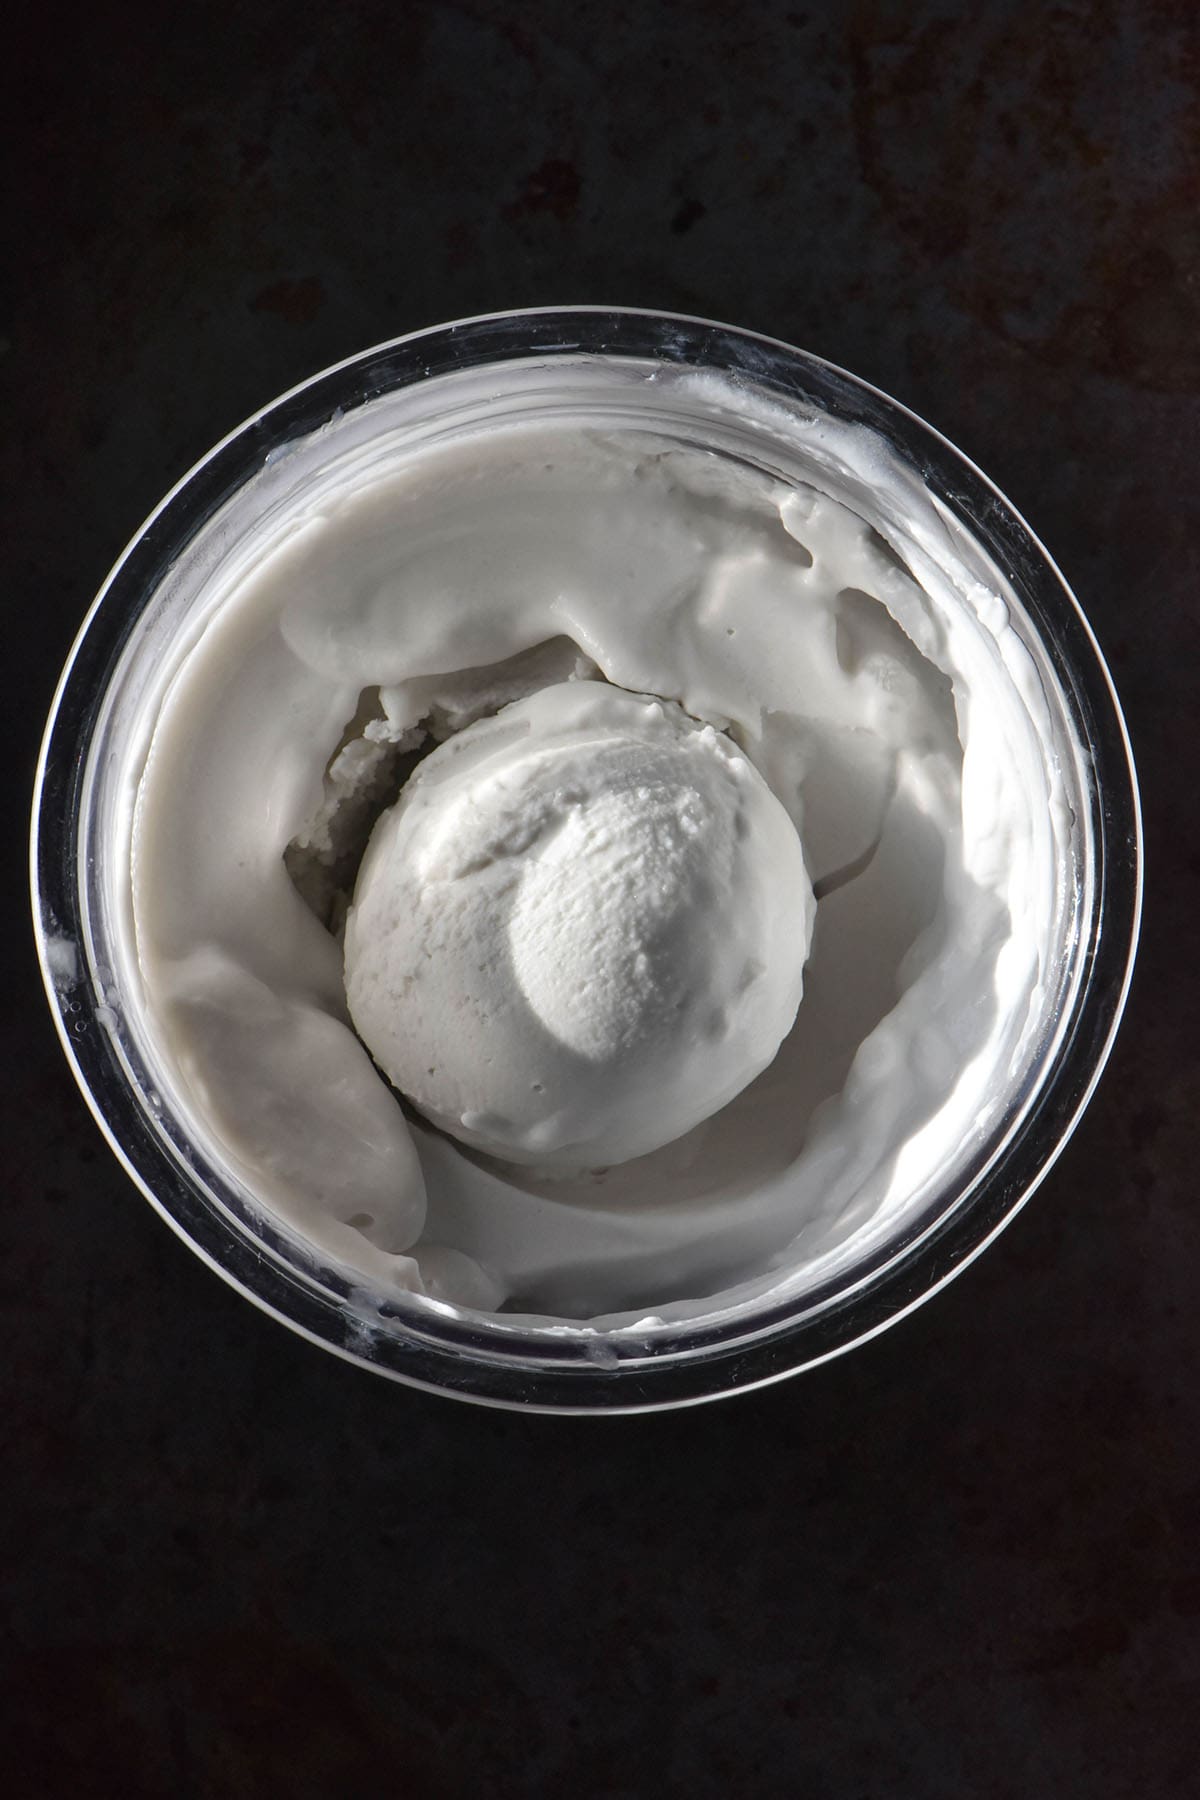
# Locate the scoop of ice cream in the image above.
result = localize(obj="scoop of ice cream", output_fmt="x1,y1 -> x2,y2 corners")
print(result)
343,681 -> 815,1170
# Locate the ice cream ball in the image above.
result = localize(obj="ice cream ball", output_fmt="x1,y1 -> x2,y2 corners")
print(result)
344,681 -> 816,1171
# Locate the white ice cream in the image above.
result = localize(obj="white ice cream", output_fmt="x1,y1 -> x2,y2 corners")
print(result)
344,682 -> 814,1170
111,355 -> 1086,1326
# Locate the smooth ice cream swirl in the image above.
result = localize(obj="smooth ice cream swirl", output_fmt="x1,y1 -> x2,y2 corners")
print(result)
122,360 -> 1074,1324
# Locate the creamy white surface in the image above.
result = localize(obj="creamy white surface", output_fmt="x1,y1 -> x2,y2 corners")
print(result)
345,682 -> 814,1170
123,363 -> 1077,1326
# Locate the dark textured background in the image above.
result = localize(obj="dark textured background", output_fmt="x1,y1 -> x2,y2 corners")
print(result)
4,3 -> 1196,1794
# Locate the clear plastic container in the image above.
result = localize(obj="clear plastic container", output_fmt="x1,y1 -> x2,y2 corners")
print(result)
31,309 -> 1141,1412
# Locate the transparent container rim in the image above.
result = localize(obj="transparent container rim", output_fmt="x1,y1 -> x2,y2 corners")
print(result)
30,305 -> 1144,1413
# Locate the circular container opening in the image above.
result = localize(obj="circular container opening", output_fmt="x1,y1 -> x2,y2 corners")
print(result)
31,308 -> 1141,1412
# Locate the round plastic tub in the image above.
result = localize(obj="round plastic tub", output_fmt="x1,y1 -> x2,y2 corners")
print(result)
31,309 -> 1142,1412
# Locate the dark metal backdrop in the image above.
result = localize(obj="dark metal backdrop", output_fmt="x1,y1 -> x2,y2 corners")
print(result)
5,2 -> 1195,1793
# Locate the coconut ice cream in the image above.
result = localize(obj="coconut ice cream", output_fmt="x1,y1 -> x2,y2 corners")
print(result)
115,355 -> 1084,1326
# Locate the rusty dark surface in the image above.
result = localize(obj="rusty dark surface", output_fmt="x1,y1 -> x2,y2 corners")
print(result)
3,2 -> 1197,1794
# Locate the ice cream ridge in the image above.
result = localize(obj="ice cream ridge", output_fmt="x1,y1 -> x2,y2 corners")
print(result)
128,365 -> 1066,1327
